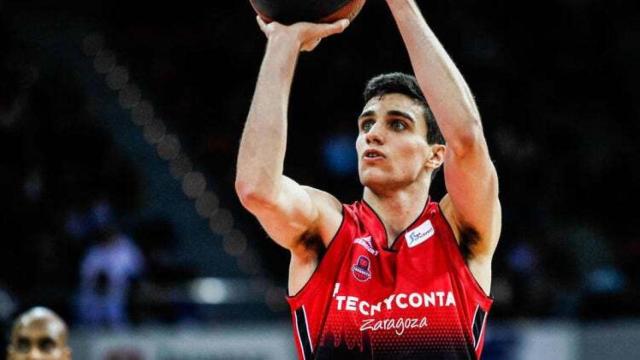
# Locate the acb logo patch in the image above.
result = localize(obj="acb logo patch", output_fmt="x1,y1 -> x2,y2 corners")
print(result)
352,255 -> 372,282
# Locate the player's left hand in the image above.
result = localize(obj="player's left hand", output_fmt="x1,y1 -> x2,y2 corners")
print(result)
256,16 -> 350,52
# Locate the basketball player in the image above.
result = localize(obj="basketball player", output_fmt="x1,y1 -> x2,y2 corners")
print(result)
236,0 -> 501,358
7,307 -> 72,360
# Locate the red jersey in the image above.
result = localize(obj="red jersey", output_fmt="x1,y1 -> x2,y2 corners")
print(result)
286,199 -> 493,359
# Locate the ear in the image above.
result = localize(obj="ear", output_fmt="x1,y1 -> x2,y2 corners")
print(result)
425,144 -> 445,170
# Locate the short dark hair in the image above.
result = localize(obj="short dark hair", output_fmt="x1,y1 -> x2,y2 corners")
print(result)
363,72 -> 444,146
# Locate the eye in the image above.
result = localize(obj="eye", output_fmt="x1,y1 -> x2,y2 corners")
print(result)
16,338 -> 31,352
390,119 -> 407,131
38,338 -> 56,353
361,119 -> 374,132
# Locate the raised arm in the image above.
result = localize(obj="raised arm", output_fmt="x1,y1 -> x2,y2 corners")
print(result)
386,0 -> 501,292
235,18 -> 348,256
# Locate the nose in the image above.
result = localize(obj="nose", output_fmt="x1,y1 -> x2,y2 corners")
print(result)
365,123 -> 384,145
27,349 -> 45,360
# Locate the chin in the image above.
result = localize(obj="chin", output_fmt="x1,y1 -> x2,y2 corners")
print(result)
359,169 -> 389,190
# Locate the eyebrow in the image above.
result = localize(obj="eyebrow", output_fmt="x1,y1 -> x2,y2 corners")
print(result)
358,110 -> 376,120
387,110 -> 415,123
358,110 -> 415,123
15,335 -> 56,342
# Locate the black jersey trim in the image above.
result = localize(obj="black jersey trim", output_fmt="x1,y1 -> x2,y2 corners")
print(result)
472,305 -> 487,350
295,306 -> 314,360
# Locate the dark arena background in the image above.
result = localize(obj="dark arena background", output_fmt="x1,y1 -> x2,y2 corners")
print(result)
1,0 -> 639,358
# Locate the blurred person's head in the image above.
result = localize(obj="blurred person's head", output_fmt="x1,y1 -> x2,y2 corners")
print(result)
7,307 -> 71,360
358,73 -> 445,193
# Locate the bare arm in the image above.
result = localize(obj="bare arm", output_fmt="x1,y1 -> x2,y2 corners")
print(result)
386,0 -> 501,289
235,18 -> 348,255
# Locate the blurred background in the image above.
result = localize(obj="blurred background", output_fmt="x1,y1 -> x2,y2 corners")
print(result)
0,0 -> 639,359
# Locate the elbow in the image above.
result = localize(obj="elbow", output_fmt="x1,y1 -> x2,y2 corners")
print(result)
235,179 -> 259,207
235,179 -> 275,210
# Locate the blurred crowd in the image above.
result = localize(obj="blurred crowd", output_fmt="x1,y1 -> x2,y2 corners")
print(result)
0,15 -> 200,339
1,0 -> 639,343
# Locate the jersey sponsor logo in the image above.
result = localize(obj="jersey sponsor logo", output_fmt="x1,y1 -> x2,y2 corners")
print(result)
353,236 -> 378,255
405,220 -> 435,248
360,316 -> 428,336
335,291 -> 457,317
352,255 -> 372,282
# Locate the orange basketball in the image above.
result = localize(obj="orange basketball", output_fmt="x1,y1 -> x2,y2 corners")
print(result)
249,0 -> 366,25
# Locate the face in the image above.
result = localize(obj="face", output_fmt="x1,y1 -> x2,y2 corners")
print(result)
356,93 -> 443,192
8,321 -> 70,360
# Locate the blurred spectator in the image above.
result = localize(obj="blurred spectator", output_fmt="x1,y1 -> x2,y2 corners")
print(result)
77,226 -> 144,328
7,306 -> 71,360
65,198 -> 115,241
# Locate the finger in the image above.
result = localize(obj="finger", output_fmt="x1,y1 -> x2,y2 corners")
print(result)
256,16 -> 268,34
318,18 -> 350,38
302,38 -> 321,52
335,18 -> 351,31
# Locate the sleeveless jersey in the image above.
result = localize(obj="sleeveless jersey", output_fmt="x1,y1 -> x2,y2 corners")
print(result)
286,199 -> 493,360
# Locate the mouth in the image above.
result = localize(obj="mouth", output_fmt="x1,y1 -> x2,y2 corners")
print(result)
363,149 -> 385,160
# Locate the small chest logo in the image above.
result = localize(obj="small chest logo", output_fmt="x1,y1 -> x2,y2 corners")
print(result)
354,236 -> 379,256
352,255 -> 372,282
405,220 -> 435,248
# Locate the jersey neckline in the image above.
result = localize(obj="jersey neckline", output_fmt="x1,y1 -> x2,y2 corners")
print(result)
361,196 -> 432,252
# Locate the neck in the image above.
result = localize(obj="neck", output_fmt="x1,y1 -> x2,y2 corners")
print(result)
363,178 -> 431,242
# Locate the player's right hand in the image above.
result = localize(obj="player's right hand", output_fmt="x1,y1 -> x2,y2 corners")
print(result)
256,16 -> 350,52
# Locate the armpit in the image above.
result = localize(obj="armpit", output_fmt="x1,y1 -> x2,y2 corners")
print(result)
298,230 -> 325,259
458,225 -> 481,262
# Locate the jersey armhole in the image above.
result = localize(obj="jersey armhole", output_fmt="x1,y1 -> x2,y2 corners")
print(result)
286,204 -> 348,299
436,202 -> 494,305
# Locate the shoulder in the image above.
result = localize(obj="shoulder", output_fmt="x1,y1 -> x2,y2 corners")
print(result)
438,195 -> 477,253
439,193 -> 500,261
299,186 -> 345,248
301,186 -> 342,212
438,194 -> 457,235
288,187 -> 346,292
